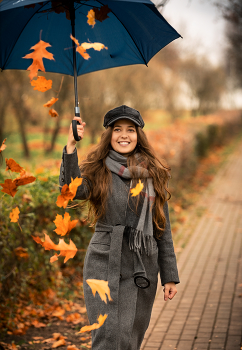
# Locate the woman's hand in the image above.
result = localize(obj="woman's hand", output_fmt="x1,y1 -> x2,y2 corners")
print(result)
67,116 -> 86,154
163,282 -> 177,301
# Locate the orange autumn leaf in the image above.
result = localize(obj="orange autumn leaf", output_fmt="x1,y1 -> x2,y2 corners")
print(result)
0,179 -> 18,197
79,314 -> 107,333
86,279 -> 112,303
70,34 -> 90,60
56,177 -> 83,208
87,9 -> 96,27
23,39 -> 54,80
14,247 -> 29,259
130,179 -> 144,197
49,108 -> 59,117
5,158 -> 24,173
31,76 -> 52,92
14,170 -> 36,187
54,212 -> 78,236
0,138 -> 7,153
52,338 -> 66,348
9,207 -> 20,222
70,35 -> 108,60
93,5 -> 111,23
43,97 -> 58,108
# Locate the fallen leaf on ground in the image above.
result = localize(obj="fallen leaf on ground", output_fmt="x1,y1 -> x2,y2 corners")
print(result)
9,207 -> 20,223
79,314 -> 107,333
31,76 -> 52,92
52,338 -> 66,348
86,279 -> 112,303
130,179 -> 143,197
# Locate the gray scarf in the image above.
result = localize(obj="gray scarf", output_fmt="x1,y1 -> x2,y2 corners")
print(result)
105,150 -> 156,255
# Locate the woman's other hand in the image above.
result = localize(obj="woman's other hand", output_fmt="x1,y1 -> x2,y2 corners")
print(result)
67,116 -> 86,154
163,282 -> 177,301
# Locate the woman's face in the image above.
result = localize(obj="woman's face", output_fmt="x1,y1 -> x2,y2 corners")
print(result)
111,119 -> 138,156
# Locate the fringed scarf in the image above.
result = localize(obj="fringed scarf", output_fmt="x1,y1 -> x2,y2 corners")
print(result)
105,150 -> 155,256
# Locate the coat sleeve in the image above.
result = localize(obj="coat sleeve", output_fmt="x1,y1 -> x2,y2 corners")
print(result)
59,145 -> 90,200
155,200 -> 180,286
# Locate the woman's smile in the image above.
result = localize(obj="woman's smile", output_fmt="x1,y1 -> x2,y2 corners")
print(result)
111,119 -> 137,156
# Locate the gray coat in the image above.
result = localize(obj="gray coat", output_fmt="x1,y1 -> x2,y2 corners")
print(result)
59,146 -> 180,350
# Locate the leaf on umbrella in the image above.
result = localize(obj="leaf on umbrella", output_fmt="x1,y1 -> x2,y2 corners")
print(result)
31,76 -> 52,92
5,158 -> 24,173
53,212 -> 78,236
43,97 -> 58,108
0,138 -> 7,153
0,179 -> 18,197
70,35 -> 90,60
87,9 -> 96,28
70,35 -> 108,60
23,39 -> 54,80
86,279 -> 112,303
56,177 -> 83,208
49,108 -> 59,117
9,207 -> 20,223
93,5 -> 111,22
130,179 -> 144,197
79,314 -> 107,333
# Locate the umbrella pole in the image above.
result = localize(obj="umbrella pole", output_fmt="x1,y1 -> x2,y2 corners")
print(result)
70,1 -> 81,141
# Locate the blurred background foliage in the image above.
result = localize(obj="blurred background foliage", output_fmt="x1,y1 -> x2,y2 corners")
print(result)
1,0 -> 242,335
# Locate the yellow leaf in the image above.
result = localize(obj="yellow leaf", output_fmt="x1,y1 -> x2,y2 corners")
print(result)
81,42 -> 108,51
79,314 -> 107,333
53,212 -> 78,236
86,279 -> 112,303
130,179 -> 144,197
9,207 -> 20,222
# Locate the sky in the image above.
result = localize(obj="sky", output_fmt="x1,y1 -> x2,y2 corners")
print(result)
160,0 -> 227,66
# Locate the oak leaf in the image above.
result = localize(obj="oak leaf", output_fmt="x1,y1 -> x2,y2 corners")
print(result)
10,207 -> 20,222
79,314 -> 107,333
0,179 -> 18,197
43,97 -> 58,108
54,212 -> 78,236
49,108 -> 59,117
6,158 -> 24,173
56,177 -> 83,208
130,179 -> 144,197
86,279 -> 112,303
23,39 -> 54,80
0,138 -> 7,153
31,76 -> 52,92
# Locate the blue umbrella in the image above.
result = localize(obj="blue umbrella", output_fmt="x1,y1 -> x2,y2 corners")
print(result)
0,0 -> 181,140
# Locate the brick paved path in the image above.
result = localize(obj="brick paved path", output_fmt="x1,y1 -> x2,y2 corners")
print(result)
141,140 -> 242,350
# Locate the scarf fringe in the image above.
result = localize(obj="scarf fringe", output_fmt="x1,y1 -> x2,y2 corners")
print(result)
125,226 -> 153,256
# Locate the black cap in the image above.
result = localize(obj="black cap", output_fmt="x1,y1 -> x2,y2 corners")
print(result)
103,105 -> 145,129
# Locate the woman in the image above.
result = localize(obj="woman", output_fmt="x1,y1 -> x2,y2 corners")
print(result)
59,105 -> 180,350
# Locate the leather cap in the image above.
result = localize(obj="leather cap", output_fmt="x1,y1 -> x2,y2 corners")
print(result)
103,105 -> 145,129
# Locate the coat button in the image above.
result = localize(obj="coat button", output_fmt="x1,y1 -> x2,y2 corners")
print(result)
120,274 -> 122,280
61,178 -> 64,182
61,170 -> 64,175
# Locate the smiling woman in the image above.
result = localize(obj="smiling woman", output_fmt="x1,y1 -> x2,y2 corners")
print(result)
60,105 -> 180,350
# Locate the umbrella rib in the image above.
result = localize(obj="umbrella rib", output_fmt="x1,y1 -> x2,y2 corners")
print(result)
1,1 -> 49,71
96,0 -> 148,66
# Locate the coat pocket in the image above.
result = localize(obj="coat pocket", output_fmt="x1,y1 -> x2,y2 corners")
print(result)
90,231 -> 111,251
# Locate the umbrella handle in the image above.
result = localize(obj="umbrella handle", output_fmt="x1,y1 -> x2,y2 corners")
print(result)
72,120 -> 82,142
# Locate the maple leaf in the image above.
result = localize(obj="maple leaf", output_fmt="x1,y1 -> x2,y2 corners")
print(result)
56,177 -> 83,208
31,76 -> 52,92
0,179 -> 18,197
0,138 -> 7,153
93,5 -> 111,22
79,314 -> 107,333
43,97 -> 58,108
23,39 -> 54,80
14,170 -> 36,187
87,9 -> 96,28
86,279 -> 112,303
5,158 -> 24,173
54,212 -> 78,236
49,108 -> 59,117
9,207 -> 20,222
130,179 -> 144,197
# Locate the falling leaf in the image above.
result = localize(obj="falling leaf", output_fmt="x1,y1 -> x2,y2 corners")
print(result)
86,279 -> 112,303
14,247 -> 29,259
49,108 -> 59,117
5,158 -> 24,173
0,179 -> 18,197
9,207 -> 20,223
93,5 -> 111,22
43,97 -> 58,108
54,212 -> 78,236
23,39 -> 54,80
14,170 -> 36,187
130,179 -> 144,197
31,76 -> 52,92
79,314 -> 107,333
70,35 -> 108,60
56,177 -> 83,208
87,9 -> 96,27
0,138 -> 7,153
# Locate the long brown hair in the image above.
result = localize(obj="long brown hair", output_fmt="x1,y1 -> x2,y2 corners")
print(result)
79,126 -> 171,238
